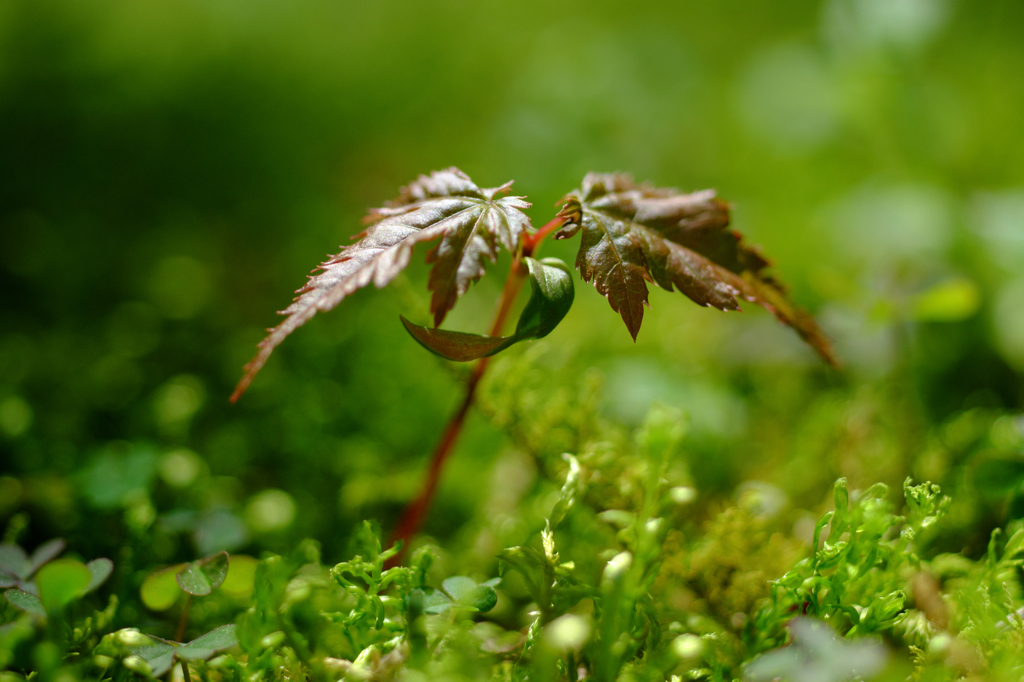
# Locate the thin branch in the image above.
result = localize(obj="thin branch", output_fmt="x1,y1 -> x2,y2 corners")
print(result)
175,594 -> 191,642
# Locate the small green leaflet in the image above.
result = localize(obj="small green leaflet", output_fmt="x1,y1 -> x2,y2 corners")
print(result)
2,550 -> 112,616
4,589 -> 45,617
417,577 -> 501,614
129,642 -> 176,678
0,545 -> 29,580
85,558 -> 114,593
125,625 -> 239,678
0,539 -> 65,582
28,539 -> 67,577
176,552 -> 229,596
401,257 -> 574,361
177,624 -> 239,660
141,564 -> 185,610
36,559 -> 92,610
442,576 -> 500,612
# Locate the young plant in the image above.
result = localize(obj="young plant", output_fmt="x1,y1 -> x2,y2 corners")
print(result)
0,537 -> 117,680
1,539 -> 112,619
105,624 -> 238,679
230,168 -> 838,551
123,552 -> 239,680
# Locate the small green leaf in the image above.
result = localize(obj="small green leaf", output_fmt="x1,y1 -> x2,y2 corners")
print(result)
200,552 -> 229,589
84,558 -> 114,594
442,576 -> 499,611
417,588 -> 453,615
401,257 -> 574,362
178,624 -> 238,660
0,545 -> 30,580
511,258 -> 575,340
5,588 -> 45,617
176,552 -> 229,596
466,584 -> 498,613
141,564 -> 185,610
220,555 -> 258,598
176,647 -> 214,661
36,558 -> 92,611
28,539 -> 66,576
441,576 -> 477,601
187,624 -> 238,650
128,642 -> 176,677
176,563 -> 211,596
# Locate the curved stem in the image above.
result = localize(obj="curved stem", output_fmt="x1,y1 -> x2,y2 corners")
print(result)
523,216 -> 565,256
386,217 -> 565,564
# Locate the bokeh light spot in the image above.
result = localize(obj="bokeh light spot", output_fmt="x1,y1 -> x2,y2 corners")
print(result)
246,489 -> 297,533
0,396 -> 33,437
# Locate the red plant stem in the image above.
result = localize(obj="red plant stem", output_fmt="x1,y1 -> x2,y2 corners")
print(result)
386,217 -> 565,564
174,595 -> 193,682
175,594 -> 191,641
524,215 -> 565,254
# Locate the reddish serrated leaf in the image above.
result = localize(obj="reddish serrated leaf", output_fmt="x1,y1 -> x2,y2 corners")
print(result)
570,208 -> 650,341
556,173 -> 837,365
231,168 -> 532,401
423,190 -> 532,328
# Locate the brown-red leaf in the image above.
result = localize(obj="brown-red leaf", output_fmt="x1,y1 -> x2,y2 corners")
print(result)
231,168 -> 532,401
555,173 -> 837,365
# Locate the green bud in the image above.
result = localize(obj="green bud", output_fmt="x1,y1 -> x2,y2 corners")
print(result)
928,633 -> 952,658
670,487 -> 697,505
115,629 -> 151,647
207,656 -> 230,669
603,552 -> 632,582
544,614 -> 590,651
672,634 -> 706,661
261,631 -> 286,649
123,655 -> 153,676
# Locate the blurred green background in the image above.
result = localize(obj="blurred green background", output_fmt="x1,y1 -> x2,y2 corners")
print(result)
1,0 -> 1022,575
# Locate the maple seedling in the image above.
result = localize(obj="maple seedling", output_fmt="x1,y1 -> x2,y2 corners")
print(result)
231,168 -> 836,556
